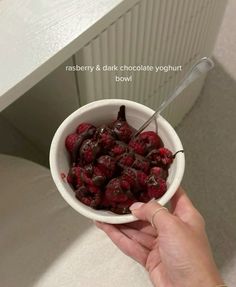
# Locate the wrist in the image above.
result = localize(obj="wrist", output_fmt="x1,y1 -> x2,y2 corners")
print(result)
187,267 -> 224,287
203,270 -> 224,287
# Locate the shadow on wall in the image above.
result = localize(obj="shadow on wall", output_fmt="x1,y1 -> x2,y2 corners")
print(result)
176,59 -> 236,283
0,114 -> 48,166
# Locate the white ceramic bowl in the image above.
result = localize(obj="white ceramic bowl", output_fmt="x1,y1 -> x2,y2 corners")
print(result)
49,99 -> 185,224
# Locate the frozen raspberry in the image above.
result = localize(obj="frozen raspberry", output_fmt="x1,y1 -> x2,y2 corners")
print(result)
157,148 -> 173,167
65,133 -> 80,153
68,166 -> 93,187
137,170 -> 148,188
88,184 -> 100,194
99,195 -> 115,209
79,139 -> 101,164
66,129 -> 96,163
67,166 -> 82,187
147,148 -> 173,169
109,141 -> 129,157
150,166 -> 168,180
83,164 -> 94,176
138,192 -> 151,203
92,166 -> 106,186
132,154 -> 150,173
146,175 -> 167,199
95,125 -> 116,150
80,169 -> 93,186
76,123 -> 96,135
121,168 -> 147,191
117,152 -> 135,169
129,131 -> 163,156
67,167 -> 78,188
97,155 -> 116,178
139,131 -> 164,152
128,138 -> 146,155
75,185 -> 101,208
105,178 -> 131,203
110,105 -> 133,143
121,168 -> 136,188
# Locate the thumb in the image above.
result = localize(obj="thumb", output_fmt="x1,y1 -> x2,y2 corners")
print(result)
130,201 -> 173,231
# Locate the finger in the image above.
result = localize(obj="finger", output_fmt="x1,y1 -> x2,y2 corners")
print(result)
95,221 -> 148,266
170,187 -> 205,228
125,221 -> 157,236
118,224 -> 155,250
129,201 -> 173,232
145,248 -> 161,274
170,187 -> 195,215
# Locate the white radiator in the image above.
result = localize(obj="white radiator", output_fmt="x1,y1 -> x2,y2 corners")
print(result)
75,0 -> 226,126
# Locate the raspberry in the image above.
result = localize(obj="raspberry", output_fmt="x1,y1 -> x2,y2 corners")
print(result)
65,133 -> 80,153
109,141 -> 129,156
80,168 -> 93,186
147,148 -> 173,169
76,123 -> 96,135
75,185 -> 87,197
146,175 -> 167,199
105,178 -> 131,203
121,168 -> 136,188
121,168 -> 147,191
150,166 -> 168,180
83,164 -> 94,176
139,131 -> 164,152
68,166 -> 93,187
88,184 -> 100,194
91,166 -> 106,186
128,138 -> 146,155
110,105 -> 133,143
99,195 -> 115,208
66,128 -> 96,163
129,131 -> 164,156
75,185 -> 101,208
79,139 -> 101,164
67,166 -> 83,187
95,125 -> 116,149
132,154 -> 150,173
97,155 -> 116,178
117,152 -> 135,169
137,171 -> 148,188
138,192 -> 151,203
67,167 -> 78,188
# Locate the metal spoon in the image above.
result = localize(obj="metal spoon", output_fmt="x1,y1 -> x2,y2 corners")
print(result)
134,57 -> 214,137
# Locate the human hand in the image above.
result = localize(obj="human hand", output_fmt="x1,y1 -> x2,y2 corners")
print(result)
96,187 -> 224,287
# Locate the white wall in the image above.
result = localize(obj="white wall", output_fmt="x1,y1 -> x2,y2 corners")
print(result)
1,57 -> 79,164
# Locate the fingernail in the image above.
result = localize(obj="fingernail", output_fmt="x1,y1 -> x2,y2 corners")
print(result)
129,202 -> 144,211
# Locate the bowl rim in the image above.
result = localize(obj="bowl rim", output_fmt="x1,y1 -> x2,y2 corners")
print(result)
49,99 -> 185,224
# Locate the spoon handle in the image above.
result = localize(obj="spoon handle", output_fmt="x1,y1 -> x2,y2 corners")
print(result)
134,57 -> 214,137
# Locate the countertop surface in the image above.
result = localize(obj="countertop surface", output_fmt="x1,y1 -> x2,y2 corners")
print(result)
0,0 -> 138,111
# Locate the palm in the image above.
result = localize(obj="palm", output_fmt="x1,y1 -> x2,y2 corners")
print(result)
145,240 -> 173,287
96,220 -> 173,287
